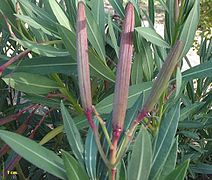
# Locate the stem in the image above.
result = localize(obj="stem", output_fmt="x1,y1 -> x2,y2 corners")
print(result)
92,106 -> 112,147
0,49 -> 30,76
51,74 -> 83,114
85,109 -> 111,168
115,110 -> 148,164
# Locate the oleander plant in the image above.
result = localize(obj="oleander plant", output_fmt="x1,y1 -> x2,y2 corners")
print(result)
0,0 -> 211,179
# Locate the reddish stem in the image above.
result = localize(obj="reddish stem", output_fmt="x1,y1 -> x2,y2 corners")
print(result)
30,108 -> 54,138
0,49 -> 30,75
84,108 -> 96,130
0,105 -> 40,157
0,104 -> 37,125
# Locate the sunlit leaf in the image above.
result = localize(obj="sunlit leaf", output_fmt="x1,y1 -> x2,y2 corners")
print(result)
136,27 -> 170,48
60,102 -> 84,167
3,72 -> 59,95
0,130 -> 66,179
128,127 -> 152,180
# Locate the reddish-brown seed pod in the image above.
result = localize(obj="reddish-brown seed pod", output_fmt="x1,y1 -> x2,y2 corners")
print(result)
111,2 -> 135,132
76,1 -> 92,111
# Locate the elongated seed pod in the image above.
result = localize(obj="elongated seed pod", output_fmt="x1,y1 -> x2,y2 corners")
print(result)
112,3 -> 135,131
77,1 -> 92,111
143,41 -> 184,113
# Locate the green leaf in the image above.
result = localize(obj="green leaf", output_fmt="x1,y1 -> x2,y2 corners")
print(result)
48,0 -> 73,31
15,39 -> 69,57
57,26 -> 115,82
60,102 -> 84,167
88,49 -> 115,82
64,0 -> 77,27
24,94 -> 64,107
89,0 -> 105,36
135,27 -> 170,48
178,121 -> 204,129
159,138 -> 178,180
116,160 -> 127,180
96,82 -> 152,114
158,0 -> 169,12
164,160 -> 190,180
164,0 -> 175,44
57,25 -> 77,59
18,0 -> 58,34
182,61 -> 212,81
140,39 -> 154,81
148,0 -> 155,25
108,0 -> 124,18
175,66 -> 182,98
180,102 -> 204,121
190,163 -> 212,174
0,130 -> 66,179
39,125 -> 64,145
179,0 -> 200,57
150,102 -> 181,180
85,121 -> 98,180
124,94 -> 144,130
2,72 -> 59,95
108,14 -> 119,58
131,52 -> 143,84
86,6 -> 106,62
178,130 -> 200,140
12,56 -> 77,75
128,127 -> 152,180
0,0 -> 17,27
62,150 -> 89,180
15,14 -> 59,37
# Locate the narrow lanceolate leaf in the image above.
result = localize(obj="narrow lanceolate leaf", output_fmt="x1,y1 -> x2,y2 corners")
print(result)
62,150 -> 89,180
48,0 -> 73,31
2,72 -> 59,95
96,82 -> 152,114
85,121 -> 98,180
15,39 -> 69,57
175,66 -> 182,98
108,14 -> 119,58
90,0 -> 105,36
108,0 -> 125,18
182,61 -> 212,81
135,27 -> 170,48
112,2 -> 134,130
57,25 -> 77,59
39,126 -> 64,145
15,13 -> 54,35
0,130 -> 66,179
128,127 -> 152,180
143,41 -> 184,112
179,0 -> 200,57
13,56 -> 77,75
190,163 -> 212,174
149,102 -> 180,180
58,25 -> 115,82
159,138 -> 178,180
164,160 -> 190,180
77,1 -> 92,111
86,6 -> 106,63
61,102 -> 84,167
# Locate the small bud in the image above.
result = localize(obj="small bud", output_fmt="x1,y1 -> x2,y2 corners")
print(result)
112,3 -> 135,131
76,1 -> 92,111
